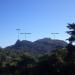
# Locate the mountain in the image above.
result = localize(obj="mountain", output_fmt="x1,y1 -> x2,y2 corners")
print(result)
5,38 -> 67,54
33,38 -> 67,53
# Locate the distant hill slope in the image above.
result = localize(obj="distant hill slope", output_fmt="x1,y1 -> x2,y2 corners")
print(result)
5,38 -> 67,54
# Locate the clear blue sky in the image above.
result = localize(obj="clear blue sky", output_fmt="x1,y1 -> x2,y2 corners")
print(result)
0,0 -> 75,47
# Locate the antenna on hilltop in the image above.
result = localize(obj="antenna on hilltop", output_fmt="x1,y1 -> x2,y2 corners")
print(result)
16,29 -> 21,40
20,32 -> 31,40
51,33 -> 59,39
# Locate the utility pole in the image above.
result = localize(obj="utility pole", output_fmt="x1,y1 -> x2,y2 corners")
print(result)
20,33 -> 31,40
16,29 -> 20,40
51,33 -> 59,39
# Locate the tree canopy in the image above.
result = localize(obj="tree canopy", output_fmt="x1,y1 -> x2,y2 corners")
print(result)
67,23 -> 75,44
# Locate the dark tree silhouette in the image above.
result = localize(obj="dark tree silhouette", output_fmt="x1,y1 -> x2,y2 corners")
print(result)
66,23 -> 75,62
67,23 -> 75,44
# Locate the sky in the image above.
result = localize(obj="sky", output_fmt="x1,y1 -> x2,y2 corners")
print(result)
0,0 -> 75,47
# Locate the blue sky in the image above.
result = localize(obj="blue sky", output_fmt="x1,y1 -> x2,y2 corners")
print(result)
0,0 -> 75,47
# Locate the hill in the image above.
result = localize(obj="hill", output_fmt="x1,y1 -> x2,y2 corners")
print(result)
5,38 -> 67,54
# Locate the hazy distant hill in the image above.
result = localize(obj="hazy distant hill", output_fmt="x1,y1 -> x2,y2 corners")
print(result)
5,38 -> 67,54
33,38 -> 67,53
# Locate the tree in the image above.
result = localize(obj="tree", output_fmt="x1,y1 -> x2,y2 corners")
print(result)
66,23 -> 75,63
67,23 -> 75,44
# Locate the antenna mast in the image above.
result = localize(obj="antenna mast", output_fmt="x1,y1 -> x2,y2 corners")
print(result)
16,29 -> 20,40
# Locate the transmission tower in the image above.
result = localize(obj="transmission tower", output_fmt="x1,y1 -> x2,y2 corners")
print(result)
51,33 -> 59,39
20,32 -> 31,40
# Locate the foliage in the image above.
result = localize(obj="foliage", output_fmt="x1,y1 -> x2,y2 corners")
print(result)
67,23 -> 75,44
0,47 -> 75,75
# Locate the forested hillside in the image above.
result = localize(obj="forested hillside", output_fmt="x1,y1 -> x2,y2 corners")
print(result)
0,47 -> 75,75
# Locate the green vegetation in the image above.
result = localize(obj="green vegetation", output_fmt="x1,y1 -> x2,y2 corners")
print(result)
0,23 -> 75,75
